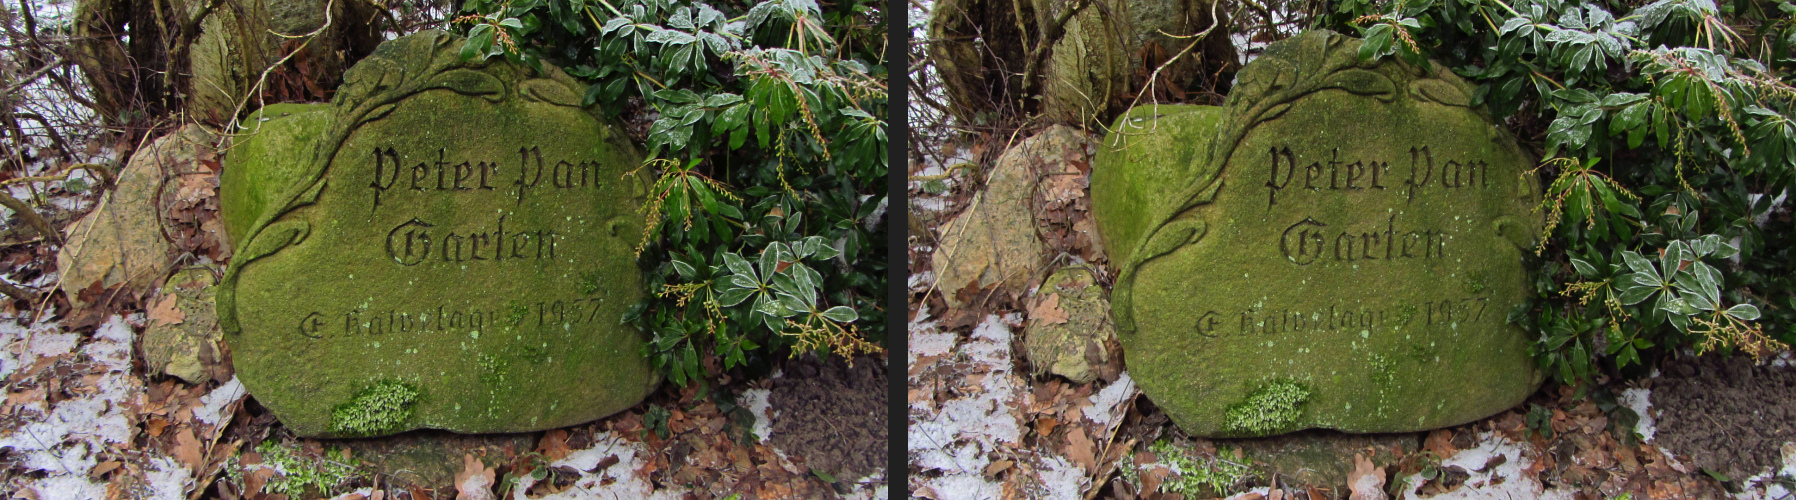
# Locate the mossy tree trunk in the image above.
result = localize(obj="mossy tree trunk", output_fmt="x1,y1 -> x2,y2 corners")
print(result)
928,0 -> 1239,127
69,0 -> 382,128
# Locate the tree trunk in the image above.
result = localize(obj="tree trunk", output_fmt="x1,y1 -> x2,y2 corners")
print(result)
928,0 -> 1239,127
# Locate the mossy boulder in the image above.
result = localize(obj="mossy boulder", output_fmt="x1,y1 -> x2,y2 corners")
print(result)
1024,266 -> 1115,383
143,268 -> 225,384
1093,30 -> 1543,437
56,125 -> 210,304
930,126 -> 1092,304
218,32 -> 657,437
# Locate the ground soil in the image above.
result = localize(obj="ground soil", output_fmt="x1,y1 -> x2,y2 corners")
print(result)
767,354 -> 887,482
1652,353 -> 1796,480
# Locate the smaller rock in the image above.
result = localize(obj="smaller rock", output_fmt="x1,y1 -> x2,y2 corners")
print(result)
336,431 -> 537,490
1224,430 -> 1417,490
930,126 -> 1094,306
57,126 -> 218,304
1025,266 -> 1114,384
143,268 -> 224,384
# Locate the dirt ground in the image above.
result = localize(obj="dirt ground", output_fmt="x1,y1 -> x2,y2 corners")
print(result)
769,354 -> 889,483
1651,353 -> 1796,482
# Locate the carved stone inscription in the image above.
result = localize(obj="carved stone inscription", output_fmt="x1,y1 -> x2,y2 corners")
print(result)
218,32 -> 656,438
1093,30 -> 1545,439
1267,146 -> 1494,265
367,146 -> 602,266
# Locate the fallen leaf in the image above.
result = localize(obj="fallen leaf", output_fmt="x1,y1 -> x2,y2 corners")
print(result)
455,454 -> 496,500
90,461 -> 121,477
1142,465 -> 1171,494
174,174 -> 217,204
1035,416 -> 1060,437
1041,173 -> 1085,205
3,388 -> 43,415
1423,429 -> 1457,458
173,428 -> 203,471
985,460 -> 1013,477
1348,453 -> 1387,500
1066,427 -> 1096,472
1031,293 -> 1069,326
148,294 -> 184,326
536,429 -> 572,461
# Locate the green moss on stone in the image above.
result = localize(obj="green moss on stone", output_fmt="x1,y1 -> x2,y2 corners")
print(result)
1224,381 -> 1311,436
1370,354 -> 1395,384
578,270 -> 604,295
1389,303 -> 1419,328
478,353 -> 510,384
1465,272 -> 1488,294
219,103 -> 333,247
223,32 -> 657,437
330,380 -> 421,436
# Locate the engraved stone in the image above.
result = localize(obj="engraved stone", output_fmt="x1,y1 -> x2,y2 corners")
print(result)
1092,30 -> 1543,437
218,32 -> 655,437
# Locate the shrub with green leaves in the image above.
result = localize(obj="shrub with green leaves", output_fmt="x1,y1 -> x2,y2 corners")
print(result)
453,0 -> 886,385
1327,0 -> 1796,384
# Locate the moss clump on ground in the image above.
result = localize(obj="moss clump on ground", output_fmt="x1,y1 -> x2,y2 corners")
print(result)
232,441 -> 358,497
329,380 -> 421,436
1224,381 -> 1311,435
1150,440 -> 1250,496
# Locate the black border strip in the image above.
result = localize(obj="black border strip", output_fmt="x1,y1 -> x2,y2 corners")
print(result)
885,0 -> 910,494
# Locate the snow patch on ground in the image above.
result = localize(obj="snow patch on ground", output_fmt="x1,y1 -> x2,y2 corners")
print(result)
0,316 -> 74,379
1620,387 -> 1657,442
1030,455 -> 1088,500
144,456 -> 193,500
842,471 -> 889,500
910,314 -> 1030,495
0,316 -> 163,498
908,270 -> 936,290
1731,442 -> 1796,499
1400,431 -> 1577,500
741,387 -> 774,442
519,431 -> 688,500
1082,372 -> 1136,429
195,377 -> 246,427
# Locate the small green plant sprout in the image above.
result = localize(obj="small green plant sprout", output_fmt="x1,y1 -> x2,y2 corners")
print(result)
1224,380 -> 1311,436
1149,440 -> 1251,496
329,380 -> 421,436
1411,450 -> 1446,483
644,403 -> 672,440
1525,404 -> 1556,440
1529,157 -> 1643,251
